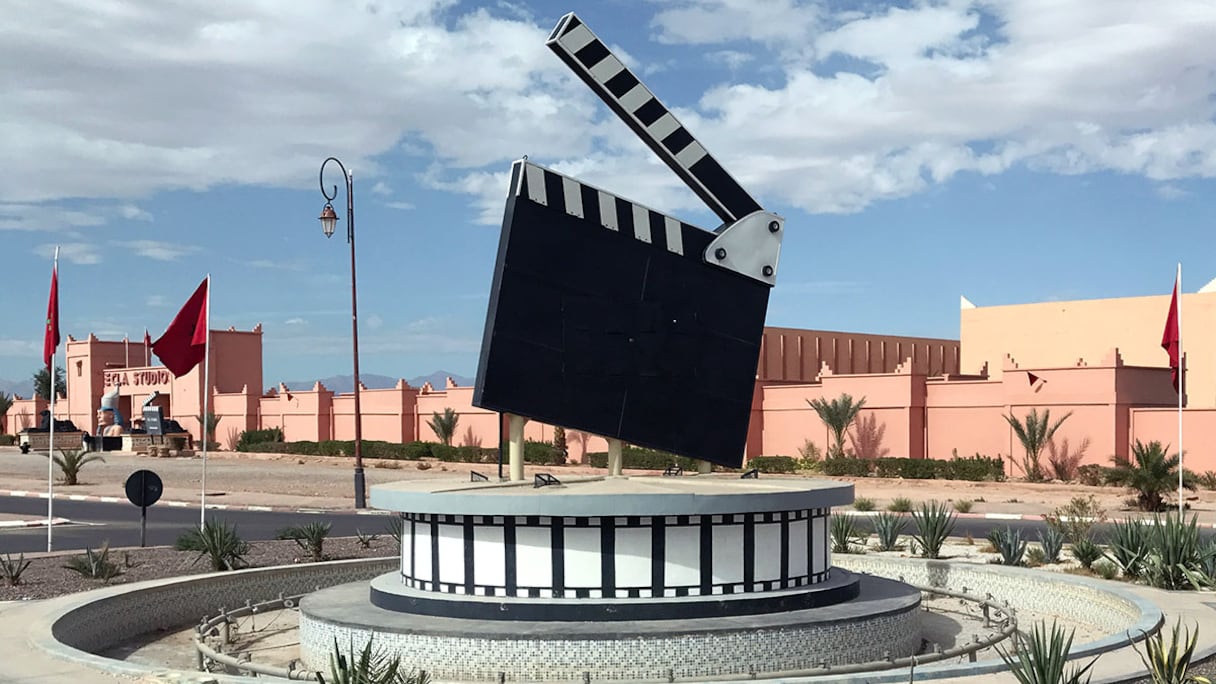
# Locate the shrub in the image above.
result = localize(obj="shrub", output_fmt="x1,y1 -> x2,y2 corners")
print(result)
1075,463 -> 1110,487
1047,436 -> 1090,482
820,456 -> 873,477
848,413 -> 890,460
588,446 -> 697,471
236,427 -> 283,451
852,497 -> 876,512
797,440 -> 823,464
942,454 -> 1006,482
953,499 -> 974,514
747,456 -> 797,474
888,497 -> 914,513
0,435 -> 15,446
1043,495 -> 1107,544
1,553 -> 31,586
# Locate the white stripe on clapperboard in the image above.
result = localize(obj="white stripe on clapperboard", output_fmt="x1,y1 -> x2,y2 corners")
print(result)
514,160 -> 683,256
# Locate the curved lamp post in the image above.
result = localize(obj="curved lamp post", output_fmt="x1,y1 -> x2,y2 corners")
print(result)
318,156 -> 366,509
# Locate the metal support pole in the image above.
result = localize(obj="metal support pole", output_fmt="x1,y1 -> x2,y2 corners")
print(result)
607,438 -> 623,476
508,414 -> 526,481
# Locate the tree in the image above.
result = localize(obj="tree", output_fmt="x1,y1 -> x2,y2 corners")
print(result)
427,408 -> 459,446
806,394 -> 866,458
50,448 -> 105,486
0,392 -> 12,434
1107,440 -> 1197,512
1004,408 -> 1071,482
196,412 -> 221,448
848,413 -> 890,460
33,366 -> 66,401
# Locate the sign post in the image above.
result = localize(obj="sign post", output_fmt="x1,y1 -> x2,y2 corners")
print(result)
124,469 -> 163,547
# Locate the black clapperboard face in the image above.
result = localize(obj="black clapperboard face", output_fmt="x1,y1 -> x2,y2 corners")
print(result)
472,13 -> 783,469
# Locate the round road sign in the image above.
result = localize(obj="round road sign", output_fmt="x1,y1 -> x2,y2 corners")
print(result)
125,469 -> 163,508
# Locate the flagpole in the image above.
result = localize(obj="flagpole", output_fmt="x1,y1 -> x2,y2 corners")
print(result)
1177,262 -> 1184,517
47,246 -> 59,552
200,274 -> 211,530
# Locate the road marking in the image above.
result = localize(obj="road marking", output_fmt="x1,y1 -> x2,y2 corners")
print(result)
68,495 -> 87,501
100,496 -> 120,503
246,506 -> 273,512
167,501 -> 189,507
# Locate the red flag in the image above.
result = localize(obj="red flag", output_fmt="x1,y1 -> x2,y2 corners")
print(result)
152,278 -> 209,377
1027,372 -> 1045,387
143,328 -> 151,366
1161,274 -> 1180,391
43,261 -> 60,367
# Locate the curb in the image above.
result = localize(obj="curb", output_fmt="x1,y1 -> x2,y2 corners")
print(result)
0,489 -> 385,516
0,517 -> 71,528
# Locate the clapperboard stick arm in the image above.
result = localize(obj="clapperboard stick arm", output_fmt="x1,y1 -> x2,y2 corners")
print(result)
546,11 -> 784,287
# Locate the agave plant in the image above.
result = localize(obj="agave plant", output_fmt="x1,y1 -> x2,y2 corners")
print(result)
1105,518 -> 1150,580
910,500 -> 956,559
278,521 -> 332,562
988,526 -> 1028,566
320,637 -> 430,684
1134,618 -> 1211,684
1038,527 -> 1065,564
174,520 -> 250,571
830,514 -> 866,554
872,511 -> 907,552
997,619 -> 1097,684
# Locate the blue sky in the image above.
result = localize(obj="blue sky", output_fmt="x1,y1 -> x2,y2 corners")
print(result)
2,0 -> 1215,388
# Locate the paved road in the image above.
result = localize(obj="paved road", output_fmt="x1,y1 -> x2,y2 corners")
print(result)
0,496 -> 393,554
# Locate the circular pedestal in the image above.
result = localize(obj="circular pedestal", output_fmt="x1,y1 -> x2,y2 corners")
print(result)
299,572 -> 922,682
312,473 -> 922,681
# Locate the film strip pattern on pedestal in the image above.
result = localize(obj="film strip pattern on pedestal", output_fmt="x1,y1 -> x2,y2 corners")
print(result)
397,509 -> 830,599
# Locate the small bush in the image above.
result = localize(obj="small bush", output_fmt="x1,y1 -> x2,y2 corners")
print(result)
0,434 -> 15,446
1043,495 -> 1107,544
1,553 -> 31,586
852,497 -> 876,512
587,445 -> 697,471
953,499 -> 974,514
1025,547 -> 1046,567
1076,463 -> 1112,487
748,456 -> 797,474
888,497 -> 914,513
1092,559 -> 1119,580
820,456 -> 873,477
1200,471 -> 1216,491
236,427 -> 284,451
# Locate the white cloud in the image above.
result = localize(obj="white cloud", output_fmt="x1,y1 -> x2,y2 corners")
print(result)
285,317 -> 307,326
0,338 -> 38,357
119,204 -> 153,221
1155,183 -> 1188,200
384,200 -> 415,210
4,0 -> 1216,220
128,240 -> 200,261
370,181 -> 392,196
35,242 -> 102,264
145,294 -> 167,307
366,314 -> 384,330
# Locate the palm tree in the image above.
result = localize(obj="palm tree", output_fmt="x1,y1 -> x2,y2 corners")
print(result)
0,392 -> 13,434
1004,408 -> 1071,482
806,394 -> 866,458
1107,440 -> 1196,512
51,448 -> 106,486
427,408 -> 459,446
33,366 -> 66,401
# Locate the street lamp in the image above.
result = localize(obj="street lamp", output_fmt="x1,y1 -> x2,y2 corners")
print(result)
318,156 -> 366,509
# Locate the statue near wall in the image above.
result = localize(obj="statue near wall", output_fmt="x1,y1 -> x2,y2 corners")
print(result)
96,384 -> 125,437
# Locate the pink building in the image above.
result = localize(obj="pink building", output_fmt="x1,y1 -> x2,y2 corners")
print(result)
6,290 -> 1214,472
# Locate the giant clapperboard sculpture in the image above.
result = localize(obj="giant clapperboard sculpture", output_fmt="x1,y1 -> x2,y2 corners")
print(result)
473,12 -> 783,469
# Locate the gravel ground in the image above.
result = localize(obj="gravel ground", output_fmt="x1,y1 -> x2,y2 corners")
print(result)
0,536 -> 395,601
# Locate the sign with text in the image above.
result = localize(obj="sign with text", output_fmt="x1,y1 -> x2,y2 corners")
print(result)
104,369 -> 173,389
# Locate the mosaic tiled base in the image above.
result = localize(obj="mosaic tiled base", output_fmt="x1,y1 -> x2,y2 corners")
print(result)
299,573 -> 922,682
51,558 -> 396,654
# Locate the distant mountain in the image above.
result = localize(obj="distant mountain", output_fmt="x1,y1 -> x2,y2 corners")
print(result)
281,371 -> 473,394
0,378 -> 33,399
